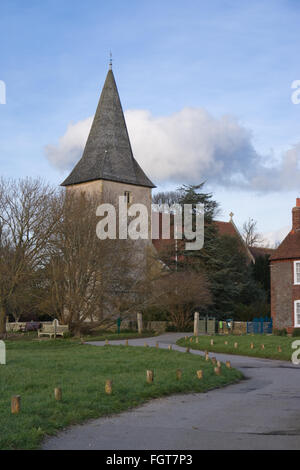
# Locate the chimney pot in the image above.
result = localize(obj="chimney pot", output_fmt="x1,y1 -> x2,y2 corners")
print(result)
296,198 -> 300,208
293,199 -> 300,231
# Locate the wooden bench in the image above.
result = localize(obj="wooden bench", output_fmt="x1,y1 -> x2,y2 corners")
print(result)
38,324 -> 69,338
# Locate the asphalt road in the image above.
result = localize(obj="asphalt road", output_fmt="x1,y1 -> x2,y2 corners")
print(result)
42,333 -> 300,450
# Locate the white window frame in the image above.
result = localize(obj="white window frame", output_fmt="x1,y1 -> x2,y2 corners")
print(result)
294,300 -> 300,327
294,261 -> 300,285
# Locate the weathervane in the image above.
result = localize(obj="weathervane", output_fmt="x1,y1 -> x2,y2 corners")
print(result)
109,51 -> 113,70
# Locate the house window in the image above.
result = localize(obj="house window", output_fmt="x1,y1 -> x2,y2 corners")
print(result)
294,261 -> 300,285
124,191 -> 131,204
295,301 -> 300,327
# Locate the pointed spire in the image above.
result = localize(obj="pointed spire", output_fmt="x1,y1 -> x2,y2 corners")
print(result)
62,69 -> 155,188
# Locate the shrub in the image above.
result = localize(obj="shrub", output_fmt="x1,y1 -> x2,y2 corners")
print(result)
273,328 -> 287,336
292,328 -> 300,337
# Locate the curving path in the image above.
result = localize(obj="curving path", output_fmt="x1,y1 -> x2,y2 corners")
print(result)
42,332 -> 300,450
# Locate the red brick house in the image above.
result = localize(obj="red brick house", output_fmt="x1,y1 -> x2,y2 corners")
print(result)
270,199 -> 300,332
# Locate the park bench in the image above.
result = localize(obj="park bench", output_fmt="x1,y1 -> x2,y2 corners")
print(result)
38,323 -> 69,338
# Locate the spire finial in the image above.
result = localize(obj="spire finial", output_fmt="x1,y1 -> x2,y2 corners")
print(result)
109,51 -> 113,70
229,211 -> 234,221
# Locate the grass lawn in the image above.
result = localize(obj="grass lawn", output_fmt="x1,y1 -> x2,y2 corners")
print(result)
80,330 -> 158,342
0,339 -> 242,450
177,334 -> 295,361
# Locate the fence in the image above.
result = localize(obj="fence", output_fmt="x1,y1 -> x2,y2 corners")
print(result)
246,317 -> 273,334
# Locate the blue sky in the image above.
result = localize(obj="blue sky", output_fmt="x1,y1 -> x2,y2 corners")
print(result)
1,0 -> 300,243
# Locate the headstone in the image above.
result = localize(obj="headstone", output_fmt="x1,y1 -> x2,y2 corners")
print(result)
0,340 -> 6,365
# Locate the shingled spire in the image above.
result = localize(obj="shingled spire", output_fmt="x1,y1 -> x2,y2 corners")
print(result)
62,69 -> 155,188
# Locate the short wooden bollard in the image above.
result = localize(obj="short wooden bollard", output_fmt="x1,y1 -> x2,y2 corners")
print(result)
195,337 -> 199,344
211,357 -> 217,365
54,387 -> 62,401
11,395 -> 21,414
105,339 -> 109,345
185,336 -> 188,341
210,339 -> 214,346
214,366 -> 221,376
105,380 -> 113,395
217,360 -> 221,368
250,343 -> 254,349
196,370 -> 203,380
146,370 -> 154,384
261,344 -> 265,350
224,341 -> 228,345
176,369 -> 182,380
186,347 -> 190,353
125,339 -> 128,346
190,337 -> 193,343
226,361 -> 231,369
205,353 -> 209,361
156,342 -> 159,348
278,346 -> 282,353
168,344 -> 172,350
144,342 -> 148,348
234,342 -> 238,349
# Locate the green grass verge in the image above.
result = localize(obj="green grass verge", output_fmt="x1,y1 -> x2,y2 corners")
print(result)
0,340 -> 242,450
177,334 -> 295,361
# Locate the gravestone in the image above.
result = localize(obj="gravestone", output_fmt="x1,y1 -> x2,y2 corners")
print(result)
194,311 -> 199,336
0,340 -> 6,365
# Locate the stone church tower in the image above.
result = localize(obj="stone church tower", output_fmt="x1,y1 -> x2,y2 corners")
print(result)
62,65 -> 155,221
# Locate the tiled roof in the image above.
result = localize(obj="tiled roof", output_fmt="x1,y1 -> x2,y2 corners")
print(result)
270,230 -> 300,261
62,69 -> 155,188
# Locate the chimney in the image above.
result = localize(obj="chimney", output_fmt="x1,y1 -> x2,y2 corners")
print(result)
292,198 -> 300,231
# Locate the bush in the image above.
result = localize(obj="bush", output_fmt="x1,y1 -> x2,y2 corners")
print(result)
292,328 -> 300,337
273,328 -> 287,336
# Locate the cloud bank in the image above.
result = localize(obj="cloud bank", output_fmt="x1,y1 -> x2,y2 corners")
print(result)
45,107 -> 300,191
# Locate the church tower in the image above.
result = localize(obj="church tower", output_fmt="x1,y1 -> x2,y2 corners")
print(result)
62,65 -> 155,220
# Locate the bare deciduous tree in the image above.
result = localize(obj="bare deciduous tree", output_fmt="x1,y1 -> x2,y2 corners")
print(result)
242,218 -> 265,247
0,178 -> 61,337
151,270 -> 212,330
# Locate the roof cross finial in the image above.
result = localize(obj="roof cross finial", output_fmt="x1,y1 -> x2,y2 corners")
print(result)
229,211 -> 234,221
109,51 -> 113,70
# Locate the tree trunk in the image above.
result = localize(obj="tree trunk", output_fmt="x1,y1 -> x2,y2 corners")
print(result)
0,305 -> 7,338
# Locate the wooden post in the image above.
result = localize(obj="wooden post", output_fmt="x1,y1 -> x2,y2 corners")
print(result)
105,339 -> 109,345
186,347 -> 190,353
196,370 -> 203,380
168,344 -> 172,350
54,387 -> 62,401
250,342 -> 254,349
176,369 -> 182,380
195,337 -> 199,344
261,344 -> 265,350
210,339 -> 214,346
137,313 -> 143,334
190,337 -> 193,343
234,342 -> 238,349
278,346 -> 282,353
146,370 -> 154,383
11,395 -> 21,414
226,360 -> 231,369
224,341 -> 228,345
184,336 -> 188,341
105,380 -> 113,395
156,342 -> 159,348
0,340 -> 6,365
144,342 -> 148,348
205,352 -> 209,361
125,339 -> 128,346
211,357 -> 217,365
53,319 -> 58,340
214,366 -> 221,376
194,311 -> 199,337
217,360 -> 221,368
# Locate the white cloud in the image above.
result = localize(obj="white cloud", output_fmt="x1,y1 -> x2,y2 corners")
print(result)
45,107 -> 300,192
262,225 -> 290,247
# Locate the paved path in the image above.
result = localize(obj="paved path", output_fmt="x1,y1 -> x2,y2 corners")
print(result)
43,333 -> 300,450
